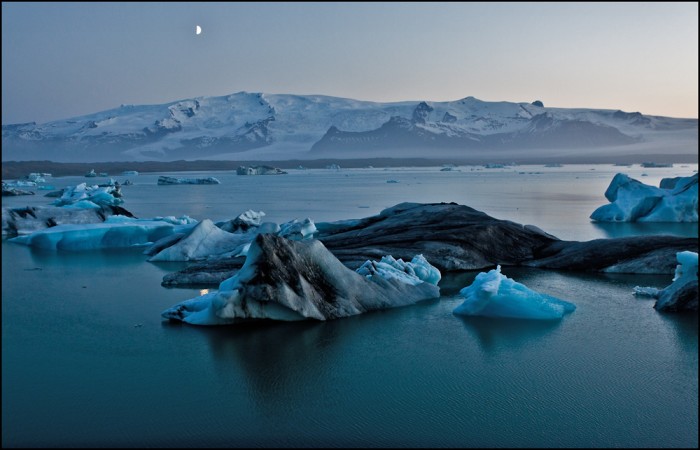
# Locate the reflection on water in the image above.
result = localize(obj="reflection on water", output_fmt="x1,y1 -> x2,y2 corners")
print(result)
186,320 -> 337,413
456,315 -> 563,354
657,313 -> 699,357
436,271 -> 480,296
25,243 -> 148,266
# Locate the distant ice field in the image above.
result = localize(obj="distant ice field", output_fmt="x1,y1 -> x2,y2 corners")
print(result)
4,163 -> 697,241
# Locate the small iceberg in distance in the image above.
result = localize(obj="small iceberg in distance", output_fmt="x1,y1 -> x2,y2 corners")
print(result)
236,165 -> 287,175
157,176 -> 220,185
453,265 -> 575,320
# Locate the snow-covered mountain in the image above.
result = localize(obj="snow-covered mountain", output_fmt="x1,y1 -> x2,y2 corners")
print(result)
2,92 -> 697,162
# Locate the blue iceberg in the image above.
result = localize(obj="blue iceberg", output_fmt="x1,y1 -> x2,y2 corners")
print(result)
453,265 -> 575,320
53,182 -> 124,208
356,254 -> 441,286
9,215 -> 197,251
654,251 -> 698,312
590,173 -> 698,222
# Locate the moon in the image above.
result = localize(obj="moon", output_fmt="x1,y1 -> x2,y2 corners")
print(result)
195,25 -> 202,35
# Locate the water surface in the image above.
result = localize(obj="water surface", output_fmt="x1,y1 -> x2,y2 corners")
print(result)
3,164 -> 697,447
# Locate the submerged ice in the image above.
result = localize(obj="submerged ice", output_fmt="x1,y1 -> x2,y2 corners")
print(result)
453,265 -> 575,320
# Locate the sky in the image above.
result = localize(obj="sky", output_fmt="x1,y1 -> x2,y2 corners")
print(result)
2,2 -> 698,124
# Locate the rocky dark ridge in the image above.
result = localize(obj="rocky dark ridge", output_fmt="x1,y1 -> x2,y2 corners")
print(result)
161,203 -> 698,298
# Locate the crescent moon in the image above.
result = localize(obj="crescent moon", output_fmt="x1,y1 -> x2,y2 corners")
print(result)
195,25 -> 202,35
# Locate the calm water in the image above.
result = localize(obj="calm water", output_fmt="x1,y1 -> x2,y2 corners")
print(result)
2,164 -> 698,447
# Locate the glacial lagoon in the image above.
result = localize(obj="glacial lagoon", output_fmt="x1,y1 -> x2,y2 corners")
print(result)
2,164 -> 697,447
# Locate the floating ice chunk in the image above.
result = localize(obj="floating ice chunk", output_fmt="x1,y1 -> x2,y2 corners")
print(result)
673,251 -> 698,281
217,210 -> 266,233
157,176 -> 220,185
453,265 -> 575,320
356,254 -> 441,286
148,219 -> 251,262
2,205 -> 138,236
150,215 -> 197,226
27,173 -> 47,182
633,286 -> 661,297
4,180 -> 37,187
236,165 -> 287,175
143,232 -> 186,256
9,216 -> 190,251
53,183 -> 123,208
162,234 -> 440,325
147,213 -> 314,261
278,218 -> 317,240
591,173 -> 697,222
2,183 -> 35,196
654,251 -> 698,312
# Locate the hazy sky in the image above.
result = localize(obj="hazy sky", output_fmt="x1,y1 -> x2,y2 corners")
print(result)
2,2 -> 698,124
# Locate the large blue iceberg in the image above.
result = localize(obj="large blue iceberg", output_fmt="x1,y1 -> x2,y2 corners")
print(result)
9,215 -> 197,250
453,265 -> 576,320
590,173 -> 698,222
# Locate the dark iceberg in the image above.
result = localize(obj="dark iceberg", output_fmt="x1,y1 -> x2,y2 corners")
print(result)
162,234 -> 440,325
162,203 -> 698,288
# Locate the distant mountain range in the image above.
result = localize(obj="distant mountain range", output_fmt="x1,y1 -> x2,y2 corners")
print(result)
2,92 -> 697,162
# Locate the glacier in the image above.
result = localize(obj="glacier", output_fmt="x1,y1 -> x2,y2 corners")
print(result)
453,265 -> 576,320
590,173 -> 698,222
161,234 -> 441,325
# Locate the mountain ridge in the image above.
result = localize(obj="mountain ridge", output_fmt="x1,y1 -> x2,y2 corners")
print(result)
3,92 -> 697,162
